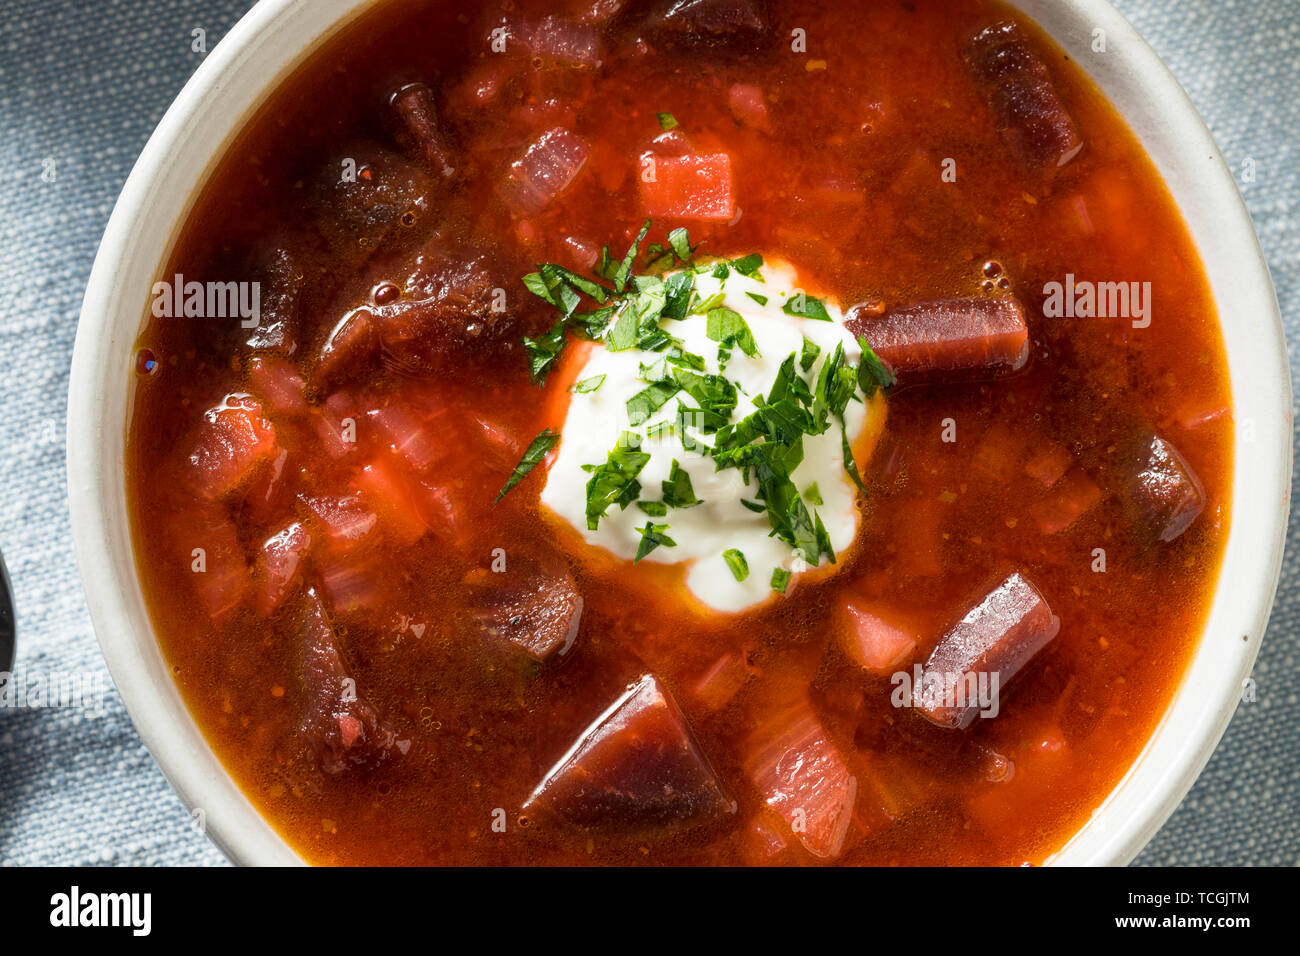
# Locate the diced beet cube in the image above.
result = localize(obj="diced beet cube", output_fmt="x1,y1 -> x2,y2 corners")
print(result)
245,245 -> 302,352
640,152 -> 735,221
575,0 -> 625,25
252,521 -> 312,617
296,589 -> 408,774
836,599 -> 918,674
744,701 -> 858,859
728,82 -> 771,132
651,0 -> 770,44
916,573 -> 1061,730
368,405 -> 443,471
312,308 -> 377,387
309,143 -> 433,264
382,253 -> 517,367
467,555 -> 584,662
648,129 -> 693,157
740,813 -> 791,865
1024,442 -> 1073,488
183,504 -> 248,622
318,552 -> 391,614
499,127 -> 590,215
523,673 -> 734,831
301,492 -> 378,554
421,482 -> 471,553
519,17 -> 603,67
241,446 -> 291,526
184,394 -> 279,500
963,21 -> 1084,170
390,83 -> 456,178
691,651 -> 754,712
247,355 -> 307,418
352,456 -> 430,548
1029,467 -> 1102,534
846,297 -> 1029,376
1130,433 -> 1206,542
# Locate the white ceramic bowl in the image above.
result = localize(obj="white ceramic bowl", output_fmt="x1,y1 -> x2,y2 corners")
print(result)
68,0 -> 1290,866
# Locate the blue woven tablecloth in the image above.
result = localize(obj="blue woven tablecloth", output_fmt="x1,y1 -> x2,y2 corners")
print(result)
0,0 -> 1295,867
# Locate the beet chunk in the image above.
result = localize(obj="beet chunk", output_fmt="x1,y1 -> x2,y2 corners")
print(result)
184,394 -> 278,501
1130,434 -> 1206,543
498,127 -> 590,216
523,674 -> 734,831
390,83 -> 457,179
963,21 -> 1084,170
650,0 -> 769,44
846,297 -> 1029,376
744,699 -> 858,859
916,573 -> 1061,730
244,245 -> 303,353
310,251 -> 518,386
308,143 -> 434,266
467,554 -> 584,662
297,589 -> 408,774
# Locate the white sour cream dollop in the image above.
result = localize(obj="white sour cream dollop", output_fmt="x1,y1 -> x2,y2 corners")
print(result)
540,260 -> 883,613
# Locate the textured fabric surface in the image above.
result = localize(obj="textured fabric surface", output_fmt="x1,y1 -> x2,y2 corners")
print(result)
0,0 -> 1295,867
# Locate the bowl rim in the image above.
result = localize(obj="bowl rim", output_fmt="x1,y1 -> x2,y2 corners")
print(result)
67,0 -> 1290,867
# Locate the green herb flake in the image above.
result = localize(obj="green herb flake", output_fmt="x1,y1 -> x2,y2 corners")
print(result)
705,307 -> 759,358
637,500 -> 669,517
523,319 -> 568,385
799,336 -> 821,372
746,291 -> 769,307
663,270 -> 695,320
495,429 -> 560,503
657,112 -> 679,131
732,253 -> 764,277
570,374 -> 606,394
841,422 -> 864,493
804,482 -> 824,506
667,228 -> 693,262
723,549 -> 749,582
614,219 -> 652,294
662,459 -> 702,508
771,567 -> 792,593
627,380 -> 680,426
856,337 -> 897,396
634,522 -> 677,563
782,292 -> 834,322
582,432 -> 651,530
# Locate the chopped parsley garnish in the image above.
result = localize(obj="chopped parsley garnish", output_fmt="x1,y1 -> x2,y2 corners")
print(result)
663,270 -> 695,320
771,567 -> 791,593
495,429 -> 560,503
657,112 -> 679,131
800,336 -> 821,372
635,522 -> 677,562
627,380 -> 680,426
524,319 -> 568,385
857,337 -> 897,396
511,221 -> 897,590
783,292 -> 833,322
723,549 -> 749,582
581,432 -> 650,530
706,307 -> 759,359
662,459 -> 702,508
667,228 -> 693,262
614,219 -> 652,294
